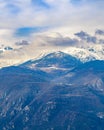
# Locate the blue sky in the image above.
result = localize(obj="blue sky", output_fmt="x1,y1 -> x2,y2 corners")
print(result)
31,0 -> 50,9
15,26 -> 48,37
0,0 -> 103,44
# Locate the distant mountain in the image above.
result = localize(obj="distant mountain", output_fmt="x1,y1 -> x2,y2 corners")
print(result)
0,57 -> 104,129
20,51 -> 82,77
0,44 -> 104,68
20,51 -> 81,71
63,45 -> 104,62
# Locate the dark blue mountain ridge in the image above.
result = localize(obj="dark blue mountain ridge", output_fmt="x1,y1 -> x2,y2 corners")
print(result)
0,66 -> 47,75
73,60 -> 104,72
0,66 -> 51,82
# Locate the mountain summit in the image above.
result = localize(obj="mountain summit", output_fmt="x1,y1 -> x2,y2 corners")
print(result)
20,51 -> 82,69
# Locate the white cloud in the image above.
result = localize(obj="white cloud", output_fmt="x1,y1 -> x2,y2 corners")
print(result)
0,0 -> 103,45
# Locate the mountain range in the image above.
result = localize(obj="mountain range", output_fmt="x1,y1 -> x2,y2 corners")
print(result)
0,43 -> 104,68
0,51 -> 104,130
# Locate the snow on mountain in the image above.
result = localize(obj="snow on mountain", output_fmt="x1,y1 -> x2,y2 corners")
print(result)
63,44 -> 104,62
0,43 -> 104,68
20,51 -> 82,74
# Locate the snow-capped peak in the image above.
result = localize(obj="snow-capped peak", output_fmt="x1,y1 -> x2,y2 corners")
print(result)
62,44 -> 104,62
0,43 -> 104,68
